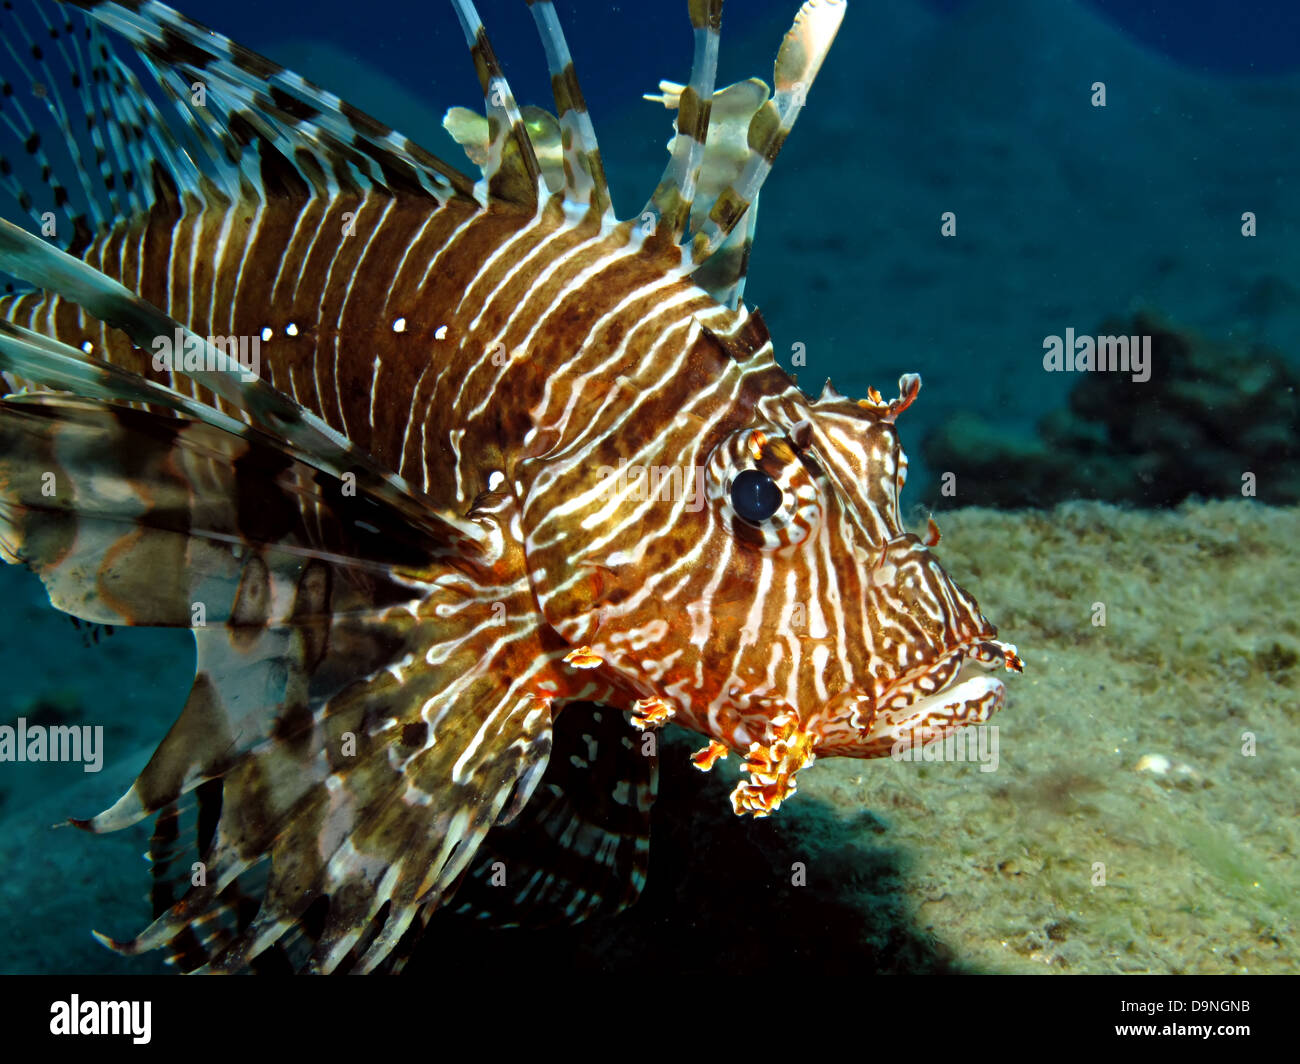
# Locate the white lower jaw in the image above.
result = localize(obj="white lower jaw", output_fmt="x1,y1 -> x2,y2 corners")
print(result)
873,673 -> 1006,747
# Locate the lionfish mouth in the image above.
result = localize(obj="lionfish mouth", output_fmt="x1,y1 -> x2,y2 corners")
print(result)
708,637 -> 1023,817
862,636 -> 1024,750
802,636 -> 1022,758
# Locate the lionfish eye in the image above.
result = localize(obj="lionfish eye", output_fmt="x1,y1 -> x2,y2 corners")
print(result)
730,469 -> 783,523
706,427 -> 820,550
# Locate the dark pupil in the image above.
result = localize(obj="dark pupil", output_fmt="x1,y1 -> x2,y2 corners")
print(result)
730,469 -> 783,523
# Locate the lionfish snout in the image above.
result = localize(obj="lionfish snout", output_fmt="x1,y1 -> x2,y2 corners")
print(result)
837,531 -> 1024,758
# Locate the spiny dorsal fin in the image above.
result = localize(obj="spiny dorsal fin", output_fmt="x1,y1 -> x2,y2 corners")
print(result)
689,0 -> 845,267
647,78 -> 772,306
642,0 -> 723,243
449,0 -> 543,210
66,0 -> 477,206
526,0 -> 614,220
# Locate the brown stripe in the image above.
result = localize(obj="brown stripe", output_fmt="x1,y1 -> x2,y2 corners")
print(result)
550,62 -> 583,118
689,0 -> 724,32
677,85 -> 711,149
747,99 -> 787,162
706,185 -> 751,236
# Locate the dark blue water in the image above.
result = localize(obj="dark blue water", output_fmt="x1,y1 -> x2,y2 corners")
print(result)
181,0 -> 1300,78
932,0 -> 1300,74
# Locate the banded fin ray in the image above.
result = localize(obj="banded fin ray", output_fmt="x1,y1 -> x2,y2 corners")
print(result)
448,702 -> 657,928
68,0 -> 479,205
642,0 -> 723,243
449,0 -> 543,209
142,783 -> 428,974
139,786 -> 231,972
526,0 -> 613,219
0,1 -> 103,247
688,0 -> 845,267
645,77 -> 771,307
95,651 -> 556,973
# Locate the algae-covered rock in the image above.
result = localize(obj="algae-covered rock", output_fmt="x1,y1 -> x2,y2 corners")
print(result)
923,313 -> 1300,507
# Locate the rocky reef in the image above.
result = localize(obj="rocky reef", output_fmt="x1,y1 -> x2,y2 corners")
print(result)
922,313 -> 1300,508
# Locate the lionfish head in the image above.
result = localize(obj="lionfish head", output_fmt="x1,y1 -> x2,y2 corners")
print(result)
522,327 -> 1022,816
763,375 -> 1024,757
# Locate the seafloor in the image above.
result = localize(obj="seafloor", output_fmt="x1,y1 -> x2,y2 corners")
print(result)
1,499 -> 1294,974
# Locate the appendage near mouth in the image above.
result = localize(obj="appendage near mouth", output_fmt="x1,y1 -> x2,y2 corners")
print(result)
689,640 -> 1023,817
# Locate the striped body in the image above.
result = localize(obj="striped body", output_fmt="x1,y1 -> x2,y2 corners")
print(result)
0,0 -> 1021,971
0,194 -> 729,504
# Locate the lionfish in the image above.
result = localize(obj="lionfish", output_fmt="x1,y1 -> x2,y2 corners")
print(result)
0,0 -> 1022,972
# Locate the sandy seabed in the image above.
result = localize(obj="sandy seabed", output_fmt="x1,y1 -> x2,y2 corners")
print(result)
792,498 -> 1299,973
